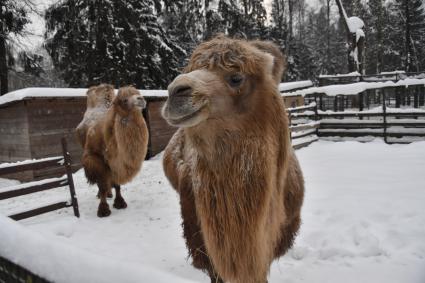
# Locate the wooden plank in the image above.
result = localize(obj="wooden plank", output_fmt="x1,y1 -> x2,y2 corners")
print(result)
0,177 -> 68,200
9,201 -> 70,221
292,129 -> 317,139
318,131 -> 425,138
61,137 -> 80,218
0,157 -> 63,175
318,112 -> 425,118
290,123 -> 320,132
287,105 -> 316,113
293,138 -> 318,150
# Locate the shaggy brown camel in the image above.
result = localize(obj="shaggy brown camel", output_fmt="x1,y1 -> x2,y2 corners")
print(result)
81,86 -> 149,217
76,84 -> 115,198
162,36 -> 304,283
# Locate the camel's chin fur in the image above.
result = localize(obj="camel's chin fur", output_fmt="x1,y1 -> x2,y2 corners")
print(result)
163,104 -> 208,128
163,36 -> 304,283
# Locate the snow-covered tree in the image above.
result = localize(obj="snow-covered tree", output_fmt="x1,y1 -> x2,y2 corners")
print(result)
45,0 -> 185,89
0,0 -> 31,95
390,0 -> 425,72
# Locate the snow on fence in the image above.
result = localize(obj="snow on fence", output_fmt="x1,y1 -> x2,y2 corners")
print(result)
288,103 -> 425,143
0,138 -> 79,220
287,103 -> 320,149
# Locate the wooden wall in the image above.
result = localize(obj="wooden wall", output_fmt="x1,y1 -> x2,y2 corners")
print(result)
145,100 -> 177,158
0,103 -> 33,181
26,98 -> 86,180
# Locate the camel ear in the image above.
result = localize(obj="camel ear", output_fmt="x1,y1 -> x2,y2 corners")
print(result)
250,41 -> 286,84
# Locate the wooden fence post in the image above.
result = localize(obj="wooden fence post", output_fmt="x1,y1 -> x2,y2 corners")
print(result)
359,92 -> 364,120
61,138 -> 80,218
420,86 -> 425,106
395,87 -> 401,108
414,86 -> 419,108
314,102 -> 319,136
382,90 -> 388,144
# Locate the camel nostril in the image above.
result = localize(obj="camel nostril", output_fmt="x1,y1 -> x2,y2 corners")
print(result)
172,85 -> 192,97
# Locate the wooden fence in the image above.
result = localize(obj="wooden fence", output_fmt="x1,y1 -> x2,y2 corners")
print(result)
0,256 -> 49,283
288,100 -> 425,143
287,103 -> 320,149
0,138 -> 80,220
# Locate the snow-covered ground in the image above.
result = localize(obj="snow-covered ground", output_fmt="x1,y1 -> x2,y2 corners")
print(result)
1,140 -> 425,283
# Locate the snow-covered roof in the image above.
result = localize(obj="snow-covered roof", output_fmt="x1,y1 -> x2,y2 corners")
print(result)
279,80 -> 313,92
0,88 -> 168,107
285,78 -> 425,97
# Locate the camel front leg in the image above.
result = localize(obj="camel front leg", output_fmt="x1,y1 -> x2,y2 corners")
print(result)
113,184 -> 127,209
97,180 -> 112,217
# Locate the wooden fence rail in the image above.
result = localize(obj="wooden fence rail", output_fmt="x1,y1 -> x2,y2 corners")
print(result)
286,91 -> 425,144
0,138 -> 80,220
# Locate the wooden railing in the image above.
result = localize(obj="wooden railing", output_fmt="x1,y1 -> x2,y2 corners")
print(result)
286,99 -> 425,144
0,138 -> 80,220
287,103 -> 320,149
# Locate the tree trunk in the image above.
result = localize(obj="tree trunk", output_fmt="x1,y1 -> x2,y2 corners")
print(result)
326,0 -> 331,70
0,26 -> 8,95
288,0 -> 293,39
335,0 -> 364,74
404,0 -> 411,72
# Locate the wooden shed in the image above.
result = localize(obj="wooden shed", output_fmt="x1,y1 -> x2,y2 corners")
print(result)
0,88 -> 176,181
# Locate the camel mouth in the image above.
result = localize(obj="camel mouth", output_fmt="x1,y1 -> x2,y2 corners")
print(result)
165,104 -> 207,127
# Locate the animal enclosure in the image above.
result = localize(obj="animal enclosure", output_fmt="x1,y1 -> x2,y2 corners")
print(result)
0,88 -> 176,181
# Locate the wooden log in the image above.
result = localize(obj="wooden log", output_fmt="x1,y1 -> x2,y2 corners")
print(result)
0,157 -> 63,176
0,177 -> 68,200
9,201 -> 70,221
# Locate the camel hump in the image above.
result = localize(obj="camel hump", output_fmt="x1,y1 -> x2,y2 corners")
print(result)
87,84 -> 115,109
76,84 -> 115,146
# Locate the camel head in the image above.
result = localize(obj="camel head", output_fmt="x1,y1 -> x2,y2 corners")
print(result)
113,86 -> 146,116
162,35 -> 286,128
86,84 -> 115,108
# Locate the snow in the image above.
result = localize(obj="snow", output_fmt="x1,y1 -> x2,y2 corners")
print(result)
380,70 -> 406,75
319,106 -> 425,115
0,156 -> 62,170
0,88 -> 169,107
279,80 -> 313,92
347,17 -> 365,33
319,127 -> 425,134
1,176 -> 67,194
1,141 -> 425,283
319,72 -> 361,78
286,78 -> 425,97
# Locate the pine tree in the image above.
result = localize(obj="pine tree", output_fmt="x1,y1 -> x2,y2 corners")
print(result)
45,0 -> 185,89
0,0 -> 30,95
391,0 -> 425,71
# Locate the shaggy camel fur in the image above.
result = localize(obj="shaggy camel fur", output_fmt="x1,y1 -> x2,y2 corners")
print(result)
162,36 -> 304,283
76,84 -> 115,148
81,86 -> 149,217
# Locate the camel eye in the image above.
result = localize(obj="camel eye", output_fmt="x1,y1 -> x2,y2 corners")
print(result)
229,74 -> 244,88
